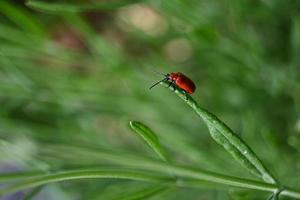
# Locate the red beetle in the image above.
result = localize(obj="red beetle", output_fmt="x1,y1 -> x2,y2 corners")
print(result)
150,72 -> 196,94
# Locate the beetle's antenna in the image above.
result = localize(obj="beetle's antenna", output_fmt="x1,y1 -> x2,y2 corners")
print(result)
149,78 -> 167,90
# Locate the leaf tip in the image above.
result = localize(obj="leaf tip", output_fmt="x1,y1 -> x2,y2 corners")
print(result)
129,120 -> 138,128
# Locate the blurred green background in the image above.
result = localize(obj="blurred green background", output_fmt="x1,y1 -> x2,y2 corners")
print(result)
0,0 -> 300,199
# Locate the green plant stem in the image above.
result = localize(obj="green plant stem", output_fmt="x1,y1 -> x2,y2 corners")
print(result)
1,159 -> 300,198
0,171 -> 45,183
0,169 -> 172,197
38,144 -> 300,199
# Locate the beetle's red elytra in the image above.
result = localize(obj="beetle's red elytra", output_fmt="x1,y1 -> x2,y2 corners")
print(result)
150,72 -> 196,94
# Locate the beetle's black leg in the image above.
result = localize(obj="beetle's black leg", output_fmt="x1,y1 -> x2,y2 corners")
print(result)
171,80 -> 177,91
167,80 -> 180,92
169,83 -> 175,91
183,90 -> 188,101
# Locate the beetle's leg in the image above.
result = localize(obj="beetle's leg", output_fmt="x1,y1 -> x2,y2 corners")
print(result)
167,80 -> 175,91
169,83 -> 175,91
171,80 -> 176,91
183,90 -> 188,101
167,80 -> 172,88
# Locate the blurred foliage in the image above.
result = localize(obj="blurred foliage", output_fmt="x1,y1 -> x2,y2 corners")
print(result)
0,0 -> 300,199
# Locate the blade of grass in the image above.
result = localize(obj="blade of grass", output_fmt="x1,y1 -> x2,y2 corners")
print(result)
26,0 -> 142,13
160,81 -> 277,184
129,121 -> 167,161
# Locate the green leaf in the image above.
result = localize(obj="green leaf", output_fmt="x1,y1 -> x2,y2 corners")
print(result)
26,0 -> 142,13
161,81 -> 277,184
129,121 -> 167,161
208,126 -> 262,178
